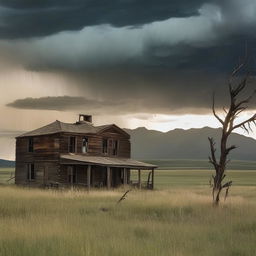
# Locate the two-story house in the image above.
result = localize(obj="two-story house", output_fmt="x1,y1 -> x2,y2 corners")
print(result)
15,115 -> 157,189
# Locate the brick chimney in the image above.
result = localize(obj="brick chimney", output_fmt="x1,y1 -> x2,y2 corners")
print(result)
78,114 -> 92,123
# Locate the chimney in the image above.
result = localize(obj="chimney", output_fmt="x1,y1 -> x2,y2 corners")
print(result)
78,114 -> 92,123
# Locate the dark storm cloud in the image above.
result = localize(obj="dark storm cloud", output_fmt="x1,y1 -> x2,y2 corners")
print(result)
2,0 -> 256,72
66,68 -> 256,113
1,0 -> 256,115
7,70 -> 255,115
6,96 -> 121,112
0,0 -> 207,39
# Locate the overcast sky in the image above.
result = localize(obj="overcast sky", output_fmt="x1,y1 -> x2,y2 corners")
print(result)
0,0 -> 256,159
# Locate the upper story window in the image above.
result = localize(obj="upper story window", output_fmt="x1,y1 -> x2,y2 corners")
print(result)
82,137 -> 89,153
69,137 -> 76,153
27,163 -> 35,181
102,139 -> 119,155
112,140 -> 118,156
28,138 -> 34,152
102,138 -> 108,154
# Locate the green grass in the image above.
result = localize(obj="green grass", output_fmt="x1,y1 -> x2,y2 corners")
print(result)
2,168 -> 256,187
0,167 -> 256,256
131,169 -> 256,189
144,159 -> 256,170
0,168 -> 15,184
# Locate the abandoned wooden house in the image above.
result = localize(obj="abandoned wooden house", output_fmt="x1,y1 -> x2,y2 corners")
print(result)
15,114 -> 157,189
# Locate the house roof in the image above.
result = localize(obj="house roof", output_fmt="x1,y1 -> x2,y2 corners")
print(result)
17,120 -> 130,138
60,154 -> 157,169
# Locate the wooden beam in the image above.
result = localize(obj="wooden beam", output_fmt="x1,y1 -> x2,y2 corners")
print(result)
87,165 -> 91,192
138,169 -> 141,189
70,166 -> 73,190
107,167 -> 111,189
151,168 -> 155,190
123,168 -> 127,185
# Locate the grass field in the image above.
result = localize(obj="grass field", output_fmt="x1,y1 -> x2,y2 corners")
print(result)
0,167 -> 256,256
144,159 -> 256,170
2,167 -> 256,187
0,168 -> 14,184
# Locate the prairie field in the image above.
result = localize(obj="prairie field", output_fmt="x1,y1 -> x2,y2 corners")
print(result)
0,167 -> 256,256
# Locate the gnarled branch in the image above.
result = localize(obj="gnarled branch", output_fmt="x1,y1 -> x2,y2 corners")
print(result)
212,94 -> 224,125
232,114 -> 256,132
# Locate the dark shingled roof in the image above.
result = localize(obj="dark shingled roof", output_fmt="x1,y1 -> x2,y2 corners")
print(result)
60,154 -> 157,169
17,120 -> 130,138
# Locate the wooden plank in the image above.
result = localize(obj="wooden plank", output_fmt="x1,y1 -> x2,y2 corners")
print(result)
87,165 -> 91,191
70,166 -> 73,188
123,168 -> 127,185
152,168 -> 155,190
43,165 -> 48,185
107,167 -> 111,189
138,169 -> 141,189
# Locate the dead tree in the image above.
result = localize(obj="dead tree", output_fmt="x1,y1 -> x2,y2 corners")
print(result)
209,61 -> 256,205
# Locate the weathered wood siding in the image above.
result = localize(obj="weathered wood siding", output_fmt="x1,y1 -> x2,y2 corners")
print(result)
15,134 -> 60,185
59,128 -> 130,158
58,165 -> 88,184
58,164 -> 123,187
15,126 -> 131,187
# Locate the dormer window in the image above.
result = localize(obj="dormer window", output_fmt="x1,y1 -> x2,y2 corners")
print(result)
102,139 -> 108,154
69,137 -> 76,153
28,138 -> 34,152
82,137 -> 89,153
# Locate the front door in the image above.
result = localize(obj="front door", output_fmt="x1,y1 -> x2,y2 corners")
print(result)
111,168 -> 122,187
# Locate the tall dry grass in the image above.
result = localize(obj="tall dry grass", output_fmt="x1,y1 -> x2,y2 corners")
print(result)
0,185 -> 255,256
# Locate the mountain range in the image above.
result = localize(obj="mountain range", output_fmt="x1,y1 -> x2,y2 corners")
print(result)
0,159 -> 15,168
0,127 -> 255,167
125,127 -> 256,161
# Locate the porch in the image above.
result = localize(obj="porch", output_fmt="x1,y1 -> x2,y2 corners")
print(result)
60,154 -> 157,190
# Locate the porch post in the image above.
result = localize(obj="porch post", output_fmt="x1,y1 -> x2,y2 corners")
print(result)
107,167 -> 111,189
138,169 -> 141,189
70,167 -> 73,189
151,168 -> 155,190
123,168 -> 127,185
87,165 -> 91,192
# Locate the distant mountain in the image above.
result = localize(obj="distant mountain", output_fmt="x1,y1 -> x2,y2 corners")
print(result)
125,127 -> 256,161
0,159 -> 15,168
0,127 -> 255,163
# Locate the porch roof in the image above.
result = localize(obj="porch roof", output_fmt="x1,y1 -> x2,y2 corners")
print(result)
60,154 -> 157,169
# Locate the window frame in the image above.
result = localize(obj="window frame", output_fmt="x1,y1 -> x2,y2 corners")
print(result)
27,163 -> 35,181
102,138 -> 108,154
68,136 -> 77,153
82,137 -> 89,154
28,137 -> 34,153
67,166 -> 77,184
112,139 -> 119,156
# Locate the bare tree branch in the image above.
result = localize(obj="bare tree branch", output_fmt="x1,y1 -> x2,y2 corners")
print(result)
232,114 -> 256,131
208,54 -> 255,205
212,94 -> 224,125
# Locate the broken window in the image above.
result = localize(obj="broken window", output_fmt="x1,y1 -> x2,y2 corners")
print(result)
82,137 -> 89,153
